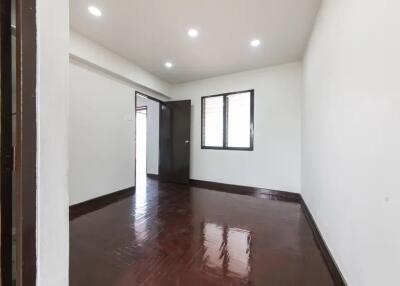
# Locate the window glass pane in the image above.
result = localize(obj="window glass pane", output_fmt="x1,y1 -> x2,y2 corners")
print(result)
203,96 -> 224,147
227,92 -> 251,148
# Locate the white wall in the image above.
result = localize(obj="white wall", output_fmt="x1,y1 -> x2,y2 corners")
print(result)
69,61 -> 134,205
37,0 -> 69,285
68,60 -> 163,205
136,96 -> 160,175
303,0 -> 400,285
171,63 -> 302,193
68,32 -> 171,205
70,31 -> 171,98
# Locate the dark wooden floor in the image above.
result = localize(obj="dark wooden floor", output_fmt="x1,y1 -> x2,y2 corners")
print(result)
70,178 -> 334,286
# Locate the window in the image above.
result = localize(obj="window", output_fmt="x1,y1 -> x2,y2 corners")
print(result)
201,90 -> 254,150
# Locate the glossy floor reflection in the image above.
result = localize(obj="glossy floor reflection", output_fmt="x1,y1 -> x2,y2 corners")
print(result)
70,178 -> 334,286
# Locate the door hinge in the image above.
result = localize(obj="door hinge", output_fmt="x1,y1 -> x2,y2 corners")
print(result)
2,147 -> 14,172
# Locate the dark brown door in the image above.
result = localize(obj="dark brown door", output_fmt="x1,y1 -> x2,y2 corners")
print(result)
159,100 -> 191,184
0,0 -> 13,284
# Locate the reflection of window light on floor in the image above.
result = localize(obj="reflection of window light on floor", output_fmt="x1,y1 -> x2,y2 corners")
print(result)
227,228 -> 251,277
204,223 -> 224,270
203,223 -> 251,279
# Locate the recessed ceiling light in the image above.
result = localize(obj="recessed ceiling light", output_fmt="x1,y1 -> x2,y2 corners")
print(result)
165,62 -> 173,68
88,6 -> 102,17
188,29 -> 198,38
250,39 -> 261,47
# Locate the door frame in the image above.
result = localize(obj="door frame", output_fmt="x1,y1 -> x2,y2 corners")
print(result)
0,0 -> 38,285
158,100 -> 191,184
134,91 -> 164,183
0,1 -> 38,281
1,0 -> 14,283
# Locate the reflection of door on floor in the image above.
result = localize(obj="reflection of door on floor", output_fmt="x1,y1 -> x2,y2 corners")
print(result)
136,107 -> 147,186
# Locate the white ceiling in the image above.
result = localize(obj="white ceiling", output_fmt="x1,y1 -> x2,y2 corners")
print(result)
70,0 -> 321,84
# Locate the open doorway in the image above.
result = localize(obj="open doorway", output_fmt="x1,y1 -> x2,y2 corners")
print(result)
135,106 -> 147,188
135,91 -> 191,186
135,92 -> 161,190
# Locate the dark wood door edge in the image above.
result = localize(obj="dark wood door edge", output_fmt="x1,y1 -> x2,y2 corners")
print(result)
69,187 -> 136,220
189,179 -> 301,203
300,197 -> 347,286
15,0 -> 37,284
1,0 -> 13,284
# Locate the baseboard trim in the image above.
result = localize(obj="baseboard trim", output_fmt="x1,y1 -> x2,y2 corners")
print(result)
69,186 -> 135,220
189,179 -> 301,203
148,175 -> 301,202
300,197 -> 347,286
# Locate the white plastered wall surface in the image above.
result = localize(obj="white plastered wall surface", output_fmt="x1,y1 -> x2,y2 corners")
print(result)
68,31 -> 169,206
302,0 -> 400,285
68,59 -> 166,206
37,0 -> 70,285
171,63 -> 302,193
